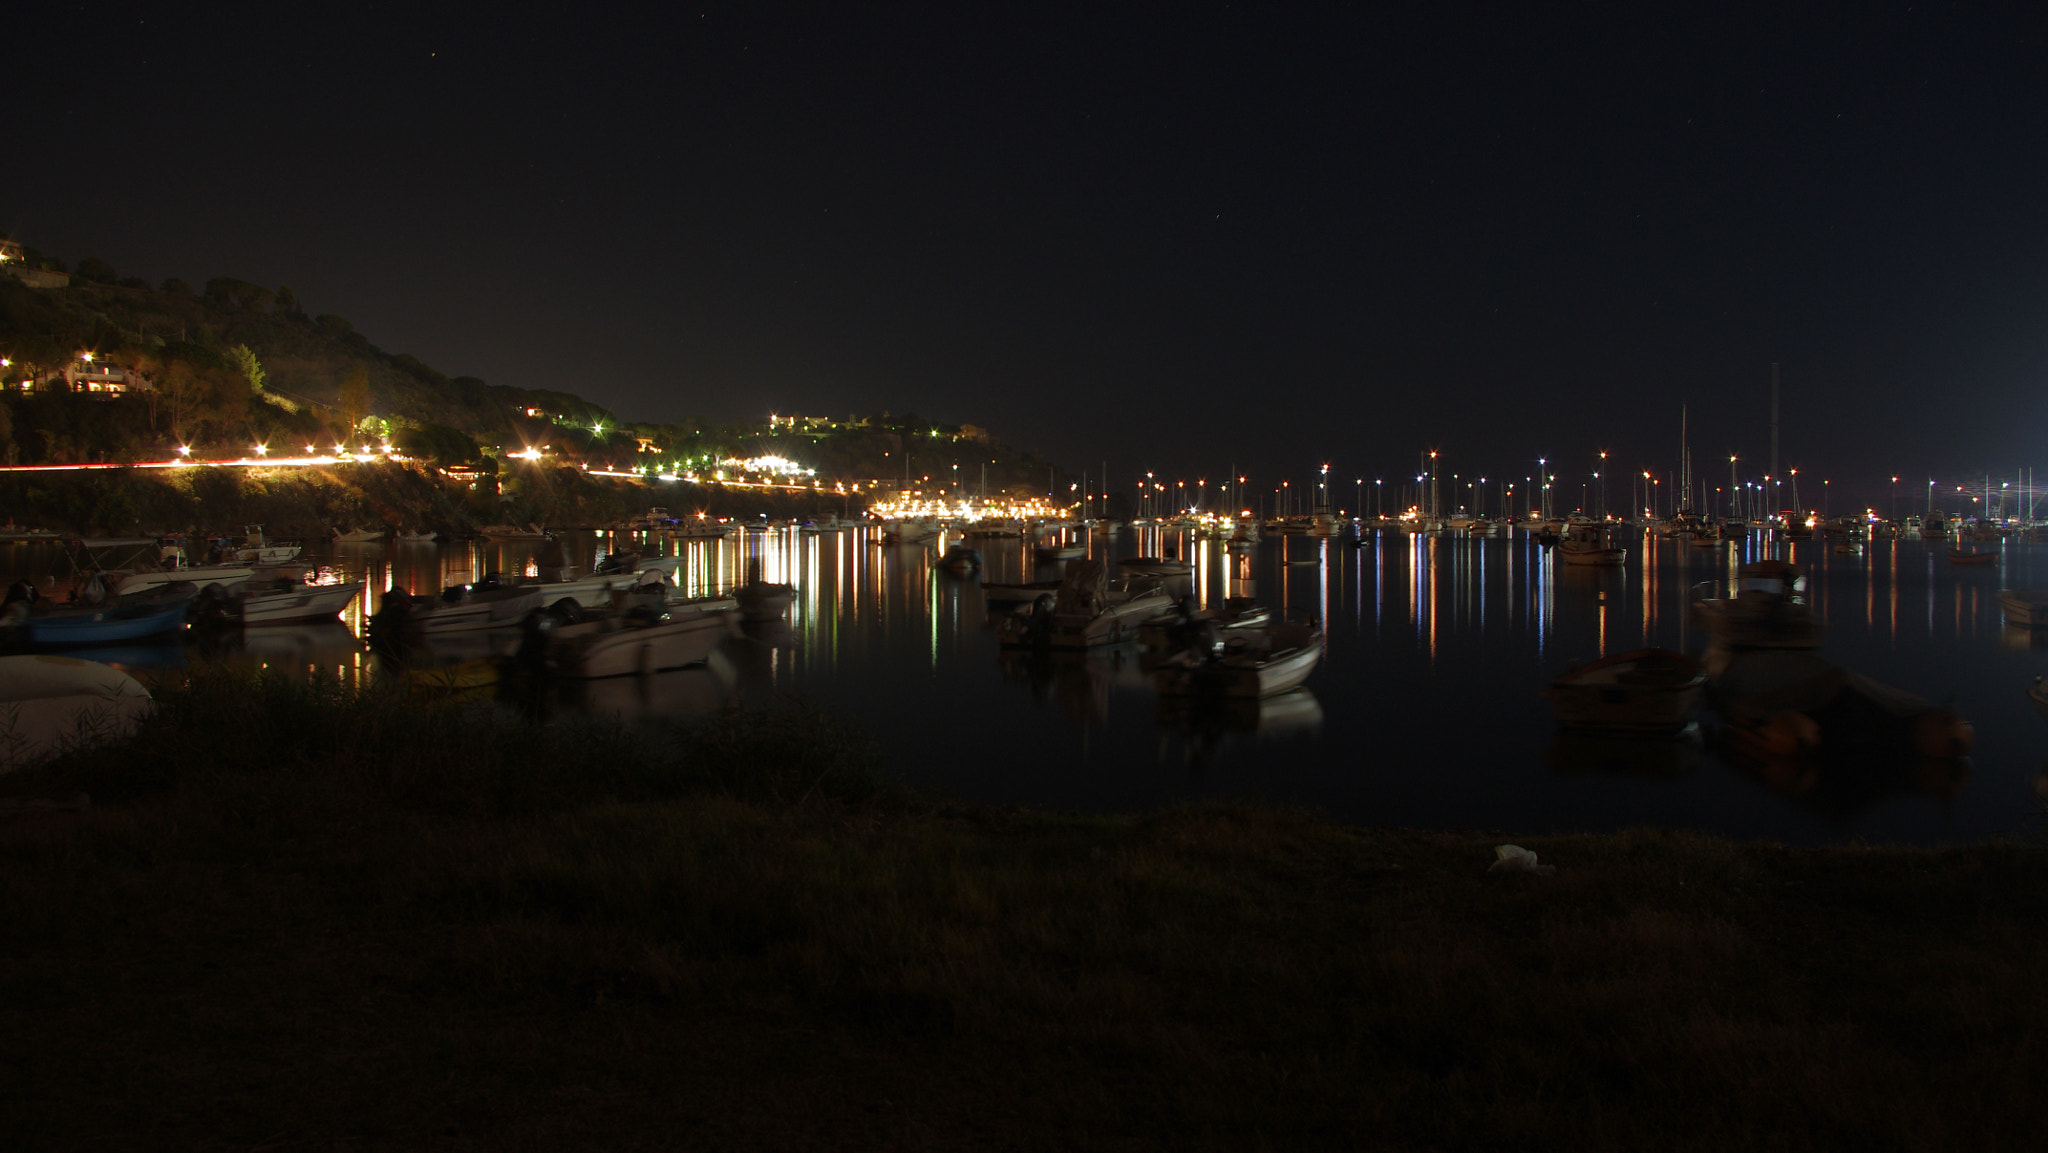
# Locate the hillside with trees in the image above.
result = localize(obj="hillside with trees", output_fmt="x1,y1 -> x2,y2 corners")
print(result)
0,242 -> 1076,531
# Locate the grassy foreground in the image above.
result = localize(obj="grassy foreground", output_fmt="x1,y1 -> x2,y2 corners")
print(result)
5,670 -> 2048,1151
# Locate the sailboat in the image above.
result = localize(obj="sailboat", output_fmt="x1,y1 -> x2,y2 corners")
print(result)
1663,405 -> 1707,539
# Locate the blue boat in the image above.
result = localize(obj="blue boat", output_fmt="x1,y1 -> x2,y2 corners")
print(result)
9,598 -> 190,648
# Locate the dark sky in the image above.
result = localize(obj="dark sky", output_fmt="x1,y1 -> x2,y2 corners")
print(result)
9,3 -> 2045,511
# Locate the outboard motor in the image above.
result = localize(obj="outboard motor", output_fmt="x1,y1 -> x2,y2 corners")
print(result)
367,591 -> 415,655
1026,593 -> 1057,645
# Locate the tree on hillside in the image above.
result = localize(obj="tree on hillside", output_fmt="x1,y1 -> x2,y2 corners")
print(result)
160,278 -> 193,295
339,364 -> 370,436
228,345 -> 266,393
205,277 -> 274,313
74,257 -> 118,284
275,285 -> 304,316
393,422 -> 481,464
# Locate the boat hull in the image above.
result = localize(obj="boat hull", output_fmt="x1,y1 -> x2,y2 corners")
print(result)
551,610 -> 739,678
14,599 -> 189,647
1154,623 -> 1324,698
1543,648 -> 1705,734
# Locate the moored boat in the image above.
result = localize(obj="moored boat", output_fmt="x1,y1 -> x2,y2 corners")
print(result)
1710,647 -> 1974,762
2,591 -> 191,648
224,525 -> 302,565
373,578 -> 548,639
936,544 -> 983,575
1542,647 -> 1705,734
1691,560 -> 1823,649
478,522 -> 549,542
731,561 -> 796,622
1557,522 -> 1627,567
1116,556 -> 1193,580
1152,615 -> 1324,699
1999,589 -> 2048,628
1947,545 -> 1997,566
997,558 -> 1173,648
545,605 -> 740,679
980,578 -> 1067,610
211,574 -> 367,626
0,653 -> 154,769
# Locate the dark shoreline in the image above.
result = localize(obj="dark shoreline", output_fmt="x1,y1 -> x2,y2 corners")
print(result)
6,667 -> 2047,1149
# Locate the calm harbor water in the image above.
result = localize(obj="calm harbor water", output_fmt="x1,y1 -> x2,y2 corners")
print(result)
11,525 -> 2048,847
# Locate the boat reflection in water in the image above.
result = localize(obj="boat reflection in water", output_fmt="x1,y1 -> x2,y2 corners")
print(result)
563,650 -> 739,724
1546,727 -> 1704,781
997,646 -> 1151,726
203,620 -> 362,664
1154,687 -> 1324,768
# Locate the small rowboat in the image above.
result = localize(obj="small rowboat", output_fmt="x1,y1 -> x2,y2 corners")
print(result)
1543,647 -> 1705,735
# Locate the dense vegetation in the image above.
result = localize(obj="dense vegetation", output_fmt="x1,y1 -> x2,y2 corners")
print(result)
0,457 -> 861,539
4,667 -> 2047,1149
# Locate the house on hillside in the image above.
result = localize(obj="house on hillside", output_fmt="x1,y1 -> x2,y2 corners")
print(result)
1,239 -> 71,287
11,358 -> 156,397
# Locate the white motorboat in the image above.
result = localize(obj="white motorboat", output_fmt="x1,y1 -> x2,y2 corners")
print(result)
331,526 -> 386,543
1135,598 -> 1272,652
881,517 -> 940,545
1557,522 -> 1627,567
225,525 -> 302,565
220,574 -> 367,625
1034,541 -> 1086,564
392,527 -> 439,543
997,558 -> 1173,648
1116,556 -> 1193,580
1152,616 -> 1324,699
376,578 -> 548,637
478,523 -> 549,541
58,537 -> 260,599
674,517 -> 733,540
508,560 -> 678,613
1543,648 -> 1705,734
546,606 -> 740,679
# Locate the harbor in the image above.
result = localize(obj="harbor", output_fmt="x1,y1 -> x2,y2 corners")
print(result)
9,515 -> 2046,847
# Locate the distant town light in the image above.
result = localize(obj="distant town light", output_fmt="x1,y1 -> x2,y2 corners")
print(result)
254,444 -> 268,455
176,445 -> 191,456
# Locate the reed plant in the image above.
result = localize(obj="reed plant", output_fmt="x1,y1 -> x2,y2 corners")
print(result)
4,667 -> 2048,1149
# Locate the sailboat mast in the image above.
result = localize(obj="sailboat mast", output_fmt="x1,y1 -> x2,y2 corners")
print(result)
1769,362 -> 1780,505
1679,403 -> 1691,513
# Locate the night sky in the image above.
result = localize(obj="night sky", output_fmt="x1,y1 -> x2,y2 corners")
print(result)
9,4 -> 2044,511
